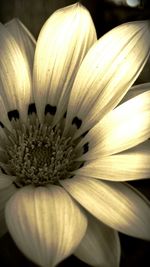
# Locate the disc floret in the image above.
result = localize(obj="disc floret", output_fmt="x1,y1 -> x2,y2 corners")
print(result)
6,122 -> 76,186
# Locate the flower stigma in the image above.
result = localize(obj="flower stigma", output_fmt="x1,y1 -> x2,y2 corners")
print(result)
5,119 -> 77,187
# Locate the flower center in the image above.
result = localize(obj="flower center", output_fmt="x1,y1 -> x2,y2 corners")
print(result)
6,121 -> 76,187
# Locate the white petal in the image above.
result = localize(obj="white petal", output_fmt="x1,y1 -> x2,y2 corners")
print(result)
0,95 -> 12,130
61,176 -> 150,239
0,174 -> 16,189
5,185 -> 87,267
5,18 -> 36,71
64,20 -> 150,139
0,23 -> 32,123
75,213 -> 120,267
0,148 -> 8,163
74,140 -> 150,181
77,90 -> 150,160
0,125 -> 9,150
0,174 -> 17,237
120,82 -> 150,104
33,3 -> 96,123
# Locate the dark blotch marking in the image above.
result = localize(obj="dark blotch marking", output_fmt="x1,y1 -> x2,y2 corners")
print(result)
13,182 -> 21,188
83,142 -> 89,154
45,104 -> 57,116
81,130 -> 89,138
0,121 -> 4,128
79,162 -> 85,168
72,116 -> 82,129
28,103 -> 37,115
0,167 -> 7,174
63,111 -> 67,118
8,110 -> 19,121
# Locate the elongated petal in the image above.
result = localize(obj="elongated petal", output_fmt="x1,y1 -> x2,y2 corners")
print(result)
0,126 -> 8,150
33,3 -> 96,123
5,18 -> 36,70
0,174 -> 17,237
0,23 -> 32,123
74,140 -> 150,181
61,176 -> 150,239
77,91 -> 150,160
64,20 -> 150,139
0,148 -> 8,163
0,174 -> 15,189
75,213 -> 120,267
5,185 -> 87,267
0,95 -> 12,130
120,82 -> 150,104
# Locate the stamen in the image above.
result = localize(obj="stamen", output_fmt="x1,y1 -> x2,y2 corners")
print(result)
6,122 -> 76,186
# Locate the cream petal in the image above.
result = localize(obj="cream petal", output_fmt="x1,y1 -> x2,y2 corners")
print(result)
61,176 -> 150,239
0,174 -> 17,237
0,174 -> 16,189
0,148 -> 8,163
74,140 -> 150,181
5,185 -> 87,267
5,18 -> 36,71
0,125 -> 9,150
0,95 -> 12,130
77,90 -> 150,160
33,3 -> 96,123
64,20 -> 150,139
120,82 -> 150,104
0,23 -> 32,123
74,213 -> 120,267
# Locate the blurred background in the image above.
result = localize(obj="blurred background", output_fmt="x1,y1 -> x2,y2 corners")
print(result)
0,0 -> 150,266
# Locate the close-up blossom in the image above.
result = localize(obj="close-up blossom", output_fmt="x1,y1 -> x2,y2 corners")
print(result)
0,3 -> 150,267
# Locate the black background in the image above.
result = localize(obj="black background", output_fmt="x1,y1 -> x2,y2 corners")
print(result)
0,1 -> 150,266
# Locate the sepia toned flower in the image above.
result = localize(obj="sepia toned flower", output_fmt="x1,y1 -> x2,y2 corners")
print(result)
0,3 -> 150,267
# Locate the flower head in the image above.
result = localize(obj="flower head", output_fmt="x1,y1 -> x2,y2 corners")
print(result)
0,3 -> 150,267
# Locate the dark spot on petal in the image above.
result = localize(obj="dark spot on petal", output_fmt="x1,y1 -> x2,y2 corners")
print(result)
45,104 -> 57,116
83,142 -> 89,154
63,111 -> 67,118
72,117 -> 82,129
8,110 -> 19,121
13,181 -> 21,188
28,103 -> 37,115
0,122 -> 4,128
81,130 -> 89,138
0,166 -> 7,174
79,162 -> 85,168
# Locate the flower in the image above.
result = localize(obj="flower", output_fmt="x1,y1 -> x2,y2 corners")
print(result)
0,3 -> 150,267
